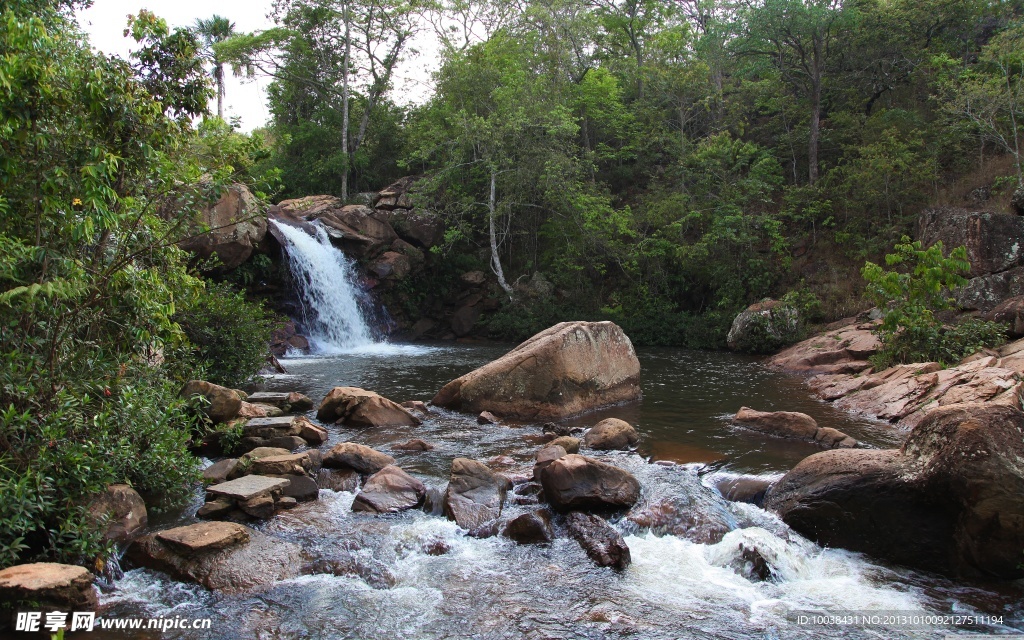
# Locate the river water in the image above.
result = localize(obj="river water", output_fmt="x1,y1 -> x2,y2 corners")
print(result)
96,344 -> 1024,639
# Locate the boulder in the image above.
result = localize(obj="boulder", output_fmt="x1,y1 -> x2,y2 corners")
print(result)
387,209 -> 444,249
583,418 -> 639,450
539,455 -> 641,512
155,522 -> 250,555
237,401 -> 271,419
533,444 -> 567,482
985,295 -> 1024,337
245,391 -> 315,412
0,563 -> 98,610
451,304 -> 482,337
502,510 -> 554,545
713,476 -> 774,506
85,484 -> 147,544
317,387 -> 421,427
351,465 -> 426,513
248,452 -> 312,476
726,300 -> 799,353
322,443 -> 395,475
565,512 -> 631,570
763,404 -> 1024,578
128,525 -> 301,590
956,266 -> 1024,314
203,458 -> 240,484
369,251 -> 411,280
768,320 -> 879,375
276,197 -> 398,259
316,468 -> 360,493
280,475 -> 319,502
394,438 -> 434,451
547,436 -> 580,454
918,207 -> 1024,278
432,321 -> 642,421
477,411 -> 499,425
400,400 -> 430,415
182,380 -> 243,424
175,183 -> 266,271
443,458 -> 511,530
732,407 -> 858,448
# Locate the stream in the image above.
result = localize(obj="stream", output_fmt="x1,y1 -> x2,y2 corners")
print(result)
94,344 -> 1024,639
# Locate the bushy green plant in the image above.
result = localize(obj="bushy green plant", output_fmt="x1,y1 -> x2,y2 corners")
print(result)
862,237 -> 1008,368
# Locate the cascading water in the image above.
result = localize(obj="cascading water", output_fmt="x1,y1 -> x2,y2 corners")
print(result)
272,220 -> 376,353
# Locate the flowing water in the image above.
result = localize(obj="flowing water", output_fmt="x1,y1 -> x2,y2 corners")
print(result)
94,346 -> 1024,639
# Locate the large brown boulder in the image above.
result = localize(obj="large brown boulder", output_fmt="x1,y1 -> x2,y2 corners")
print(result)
323,443 -> 395,475
175,184 -> 266,271
351,465 -> 426,513
0,563 -> 98,610
432,321 -> 642,421
763,404 -> 1024,578
317,387 -> 421,427
733,407 -> 858,448
181,380 -> 243,424
583,418 -> 639,450
539,454 -> 641,512
85,484 -> 148,544
442,458 -> 510,530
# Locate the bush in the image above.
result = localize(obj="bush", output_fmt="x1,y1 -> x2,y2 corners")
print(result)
863,237 -> 1008,368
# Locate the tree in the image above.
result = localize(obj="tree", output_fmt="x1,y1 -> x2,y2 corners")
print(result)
194,15 -> 238,119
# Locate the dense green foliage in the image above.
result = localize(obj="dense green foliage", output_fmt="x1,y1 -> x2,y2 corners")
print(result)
862,237 -> 1007,368
0,2 -> 275,568
231,0 -> 1024,346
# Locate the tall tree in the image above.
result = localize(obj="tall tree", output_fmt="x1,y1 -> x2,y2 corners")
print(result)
194,14 -> 237,119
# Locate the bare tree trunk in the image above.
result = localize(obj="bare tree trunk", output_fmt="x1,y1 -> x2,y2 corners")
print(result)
489,168 -> 514,299
809,74 -> 821,186
341,1 -> 351,201
216,65 -> 224,119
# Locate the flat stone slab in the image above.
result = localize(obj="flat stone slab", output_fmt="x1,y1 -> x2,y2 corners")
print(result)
0,563 -> 93,591
243,416 -> 299,437
156,522 -> 250,555
246,392 -> 292,404
206,475 -> 289,501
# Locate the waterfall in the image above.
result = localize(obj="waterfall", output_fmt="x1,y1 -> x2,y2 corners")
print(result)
271,220 -> 376,353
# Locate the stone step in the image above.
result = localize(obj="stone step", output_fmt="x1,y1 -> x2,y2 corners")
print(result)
155,522 -> 250,555
206,475 -> 289,502
243,416 -> 300,438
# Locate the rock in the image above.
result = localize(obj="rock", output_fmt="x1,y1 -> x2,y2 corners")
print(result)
249,452 -> 312,476
432,321 -> 642,421
297,419 -> 328,445
918,207 -> 1024,278
85,484 -> 147,543
280,475 -> 319,502
237,401 -> 271,418
239,495 -> 276,518
322,442 -> 395,475
369,251 -> 411,280
317,387 -> 421,427
195,498 -> 233,520
400,400 -> 430,415
626,489 -> 736,545
768,320 -> 879,375
240,447 -> 292,463
539,455 -> 641,512
316,468 -> 360,492
477,411 -> 499,425
0,563 -> 98,610
394,438 -> 434,451
155,522 -> 250,555
1012,185 -> 1024,215
451,304 -> 482,337
542,422 -> 574,437
206,475 -> 289,502
443,458 -> 510,530
460,270 -> 486,285
245,391 -> 315,412
763,404 -> 1024,579
128,525 -> 301,590
502,509 -> 554,544
985,295 -> 1024,337
956,266 -> 1024,314
270,320 -> 309,357
565,512 -> 631,569
174,183 -> 266,271
181,380 -> 243,424
547,436 -> 580,454
387,209 -> 444,249
278,496 -> 298,509
713,476 -> 774,506
533,444 -> 568,482
488,455 -> 516,467
583,418 -> 639,450
733,407 -> 857,448
726,300 -> 799,353
351,465 -> 426,513
276,197 -> 399,259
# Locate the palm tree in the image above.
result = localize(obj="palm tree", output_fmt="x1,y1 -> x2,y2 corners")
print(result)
194,15 -> 236,119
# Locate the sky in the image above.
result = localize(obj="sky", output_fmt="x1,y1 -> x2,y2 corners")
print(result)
77,0 -> 441,132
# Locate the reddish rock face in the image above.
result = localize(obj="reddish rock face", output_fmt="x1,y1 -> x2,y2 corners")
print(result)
317,387 -> 421,427
764,404 -> 1024,579
767,320 -> 880,375
432,321 -> 642,421
539,455 -> 640,512
351,465 -> 426,513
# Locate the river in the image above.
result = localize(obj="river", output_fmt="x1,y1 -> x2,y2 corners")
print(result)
94,343 -> 1024,639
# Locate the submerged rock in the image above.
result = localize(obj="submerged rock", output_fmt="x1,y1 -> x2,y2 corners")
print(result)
323,442 -> 395,475
443,458 -> 510,530
539,454 -> 640,512
317,386 -> 421,427
583,418 -> 639,450
565,512 -> 631,569
393,438 -> 434,451
352,465 -> 426,513
764,404 -> 1024,579
316,468 -> 360,493
733,407 -> 857,449
0,563 -> 98,610
431,321 -> 642,420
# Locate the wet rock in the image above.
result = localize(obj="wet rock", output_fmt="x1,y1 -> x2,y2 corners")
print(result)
316,468 -> 360,493
626,497 -> 734,544
174,183 -> 266,271
467,520 -> 502,539
726,299 -> 799,353
156,522 -> 250,555
547,436 -> 580,454
733,407 -> 858,448
477,411 -> 500,425
196,498 -> 233,519
432,321 -> 642,421
301,555 -> 397,590
737,544 -> 774,581
583,418 -> 639,451
422,487 -> 445,515
764,404 -> 1024,579
351,465 -> 426,513
400,400 -> 430,416
280,475 -> 319,502
533,444 -> 568,482
248,452 -> 312,476
239,495 -> 276,519
280,199 -> 398,259
542,422 -> 573,437
245,391 -> 315,412
502,509 -> 554,544
394,438 -> 434,451
713,476 -> 773,506
443,458 -> 511,530
237,416 -> 324,452
0,563 -> 98,610
565,512 -> 631,569
539,455 -> 640,512
323,442 -> 395,475
768,320 -> 879,375
488,455 -> 516,467
297,420 -> 328,445
317,386 -> 421,427
128,525 -> 302,590
207,475 -> 289,503
181,380 -> 243,424
985,295 -> 1024,337
85,484 -> 147,544
278,496 -> 298,509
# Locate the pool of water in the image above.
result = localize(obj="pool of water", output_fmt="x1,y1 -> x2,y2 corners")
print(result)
92,343 -> 1024,639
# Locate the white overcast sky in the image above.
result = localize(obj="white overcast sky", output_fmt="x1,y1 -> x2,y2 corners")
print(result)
77,0 -> 440,132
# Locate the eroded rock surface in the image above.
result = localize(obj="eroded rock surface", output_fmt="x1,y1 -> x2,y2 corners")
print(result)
317,387 -> 421,427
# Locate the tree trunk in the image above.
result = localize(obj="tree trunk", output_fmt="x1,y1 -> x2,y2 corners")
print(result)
341,1 -> 351,201
808,75 -> 821,186
216,64 -> 224,119
489,168 -> 514,299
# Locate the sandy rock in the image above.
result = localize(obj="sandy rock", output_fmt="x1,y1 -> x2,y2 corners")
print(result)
156,522 -> 250,555
322,442 -> 395,475
432,321 -> 642,421
443,458 -> 511,530
583,418 -> 639,450
565,512 -> 631,569
182,380 -> 243,424
317,386 -> 421,427
539,455 -> 640,512
547,436 -> 581,454
351,465 -> 426,513
0,563 -> 98,610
